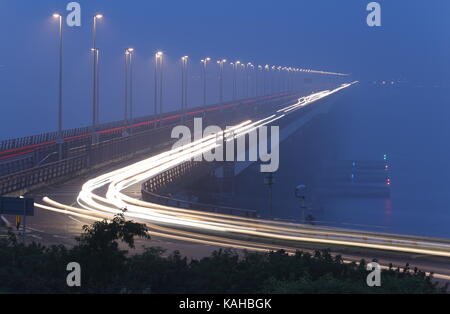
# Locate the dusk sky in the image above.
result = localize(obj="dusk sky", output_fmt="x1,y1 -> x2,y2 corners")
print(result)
0,0 -> 448,139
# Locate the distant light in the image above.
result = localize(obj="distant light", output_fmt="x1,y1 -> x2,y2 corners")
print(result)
127,48 -> 134,52
95,14 -> 103,19
53,13 -> 61,18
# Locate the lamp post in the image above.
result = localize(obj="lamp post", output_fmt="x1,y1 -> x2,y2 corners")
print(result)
52,13 -> 64,160
286,67 -> 291,91
201,58 -> 211,106
285,67 -> 290,91
271,66 -> 276,94
159,52 -> 164,115
124,48 -> 134,131
245,63 -> 251,98
264,65 -> 269,95
232,61 -> 240,100
217,59 -> 226,103
154,53 -> 158,115
181,56 -> 189,119
249,63 -> 255,96
92,14 -> 103,144
256,65 -> 262,97
128,49 -> 134,122
124,50 -> 129,126
277,66 -> 282,92
154,51 -> 163,117
241,63 -> 247,98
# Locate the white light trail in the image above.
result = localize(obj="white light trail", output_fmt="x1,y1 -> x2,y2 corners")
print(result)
35,82 -> 450,260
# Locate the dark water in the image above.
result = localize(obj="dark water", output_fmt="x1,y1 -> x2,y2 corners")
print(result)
228,84 -> 450,239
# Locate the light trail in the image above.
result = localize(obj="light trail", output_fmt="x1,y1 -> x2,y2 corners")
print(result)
35,82 -> 450,261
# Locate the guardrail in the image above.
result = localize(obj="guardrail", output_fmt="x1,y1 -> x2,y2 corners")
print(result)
0,92 -> 293,152
0,156 -> 86,196
0,156 -> 34,177
142,185 -> 257,218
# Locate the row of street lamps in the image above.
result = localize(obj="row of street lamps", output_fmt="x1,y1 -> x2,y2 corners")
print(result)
51,12 -> 347,157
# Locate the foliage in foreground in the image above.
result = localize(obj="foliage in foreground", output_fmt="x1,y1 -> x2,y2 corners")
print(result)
0,214 -> 446,294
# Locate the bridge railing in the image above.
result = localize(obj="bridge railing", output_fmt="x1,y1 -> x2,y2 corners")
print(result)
142,190 -> 257,218
0,155 -> 86,196
0,92 -> 301,196
142,170 -> 257,218
0,92 -> 298,179
0,92 -> 294,153
141,157 -> 259,218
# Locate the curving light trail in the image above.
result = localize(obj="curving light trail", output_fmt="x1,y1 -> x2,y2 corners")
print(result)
34,82 -> 450,264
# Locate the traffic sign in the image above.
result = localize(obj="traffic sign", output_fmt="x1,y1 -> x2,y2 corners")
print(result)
0,197 -> 34,216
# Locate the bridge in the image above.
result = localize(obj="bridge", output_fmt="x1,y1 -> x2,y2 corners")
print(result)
0,91 -> 297,195
1,81 -> 450,282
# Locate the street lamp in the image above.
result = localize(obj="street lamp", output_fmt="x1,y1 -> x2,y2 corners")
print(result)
217,59 -> 226,103
277,66 -> 282,92
128,48 -> 134,123
264,65 -> 269,95
232,61 -> 240,100
201,57 -> 211,106
92,14 -> 103,144
181,56 -> 189,118
245,63 -> 249,98
250,63 -> 255,97
241,63 -> 246,98
124,48 -> 134,132
256,65 -> 263,97
271,66 -> 276,94
124,50 -> 129,126
154,51 -> 164,116
52,13 -> 64,160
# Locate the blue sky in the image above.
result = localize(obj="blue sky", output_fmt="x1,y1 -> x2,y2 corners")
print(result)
0,0 -> 448,139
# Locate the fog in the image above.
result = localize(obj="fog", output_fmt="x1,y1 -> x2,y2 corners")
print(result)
1,1 -> 448,139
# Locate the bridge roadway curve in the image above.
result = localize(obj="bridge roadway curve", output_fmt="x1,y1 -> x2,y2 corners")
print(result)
3,82 -> 450,284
